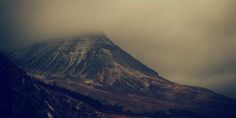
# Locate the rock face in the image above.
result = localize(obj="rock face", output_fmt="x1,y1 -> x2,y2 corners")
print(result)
9,34 -> 160,85
6,34 -> 236,117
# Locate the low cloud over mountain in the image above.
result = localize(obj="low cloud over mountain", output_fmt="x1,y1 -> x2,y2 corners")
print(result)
0,0 -> 236,98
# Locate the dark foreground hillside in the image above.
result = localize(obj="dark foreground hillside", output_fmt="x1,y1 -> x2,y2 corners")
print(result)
0,54 -> 122,118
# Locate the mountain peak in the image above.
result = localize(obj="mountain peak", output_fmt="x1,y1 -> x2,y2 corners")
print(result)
9,34 -> 161,87
78,32 -> 107,38
73,33 -> 114,46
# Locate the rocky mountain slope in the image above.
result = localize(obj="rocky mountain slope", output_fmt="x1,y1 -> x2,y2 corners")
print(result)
0,54 -> 133,118
6,34 -> 236,117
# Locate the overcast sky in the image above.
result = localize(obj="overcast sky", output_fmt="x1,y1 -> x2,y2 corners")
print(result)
0,0 -> 236,98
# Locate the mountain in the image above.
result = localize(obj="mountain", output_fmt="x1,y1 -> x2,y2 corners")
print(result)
9,34 -> 160,83
6,34 -> 236,117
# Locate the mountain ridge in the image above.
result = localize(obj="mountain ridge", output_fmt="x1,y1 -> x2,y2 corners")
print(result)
6,33 -> 236,117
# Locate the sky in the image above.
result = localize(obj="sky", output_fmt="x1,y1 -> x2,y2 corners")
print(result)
0,0 -> 236,98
